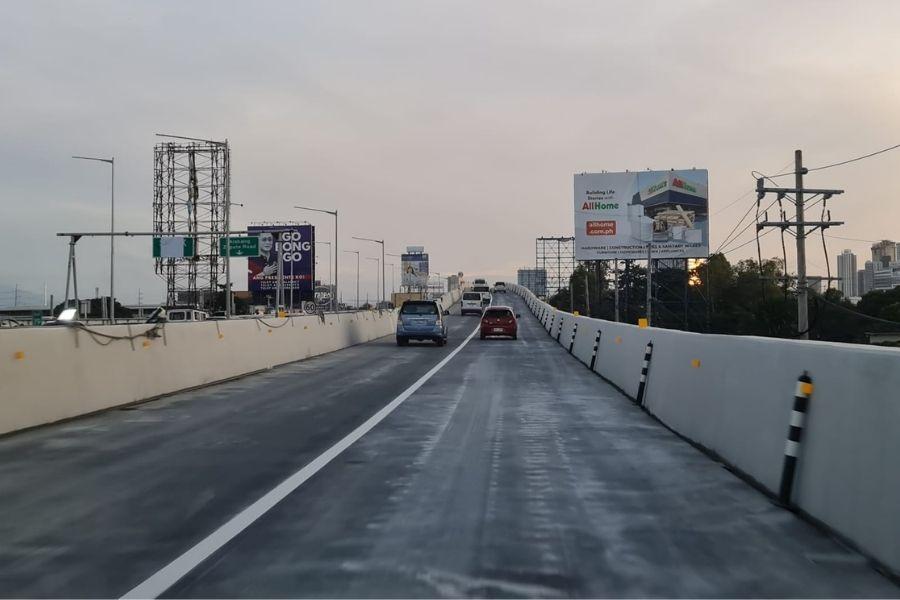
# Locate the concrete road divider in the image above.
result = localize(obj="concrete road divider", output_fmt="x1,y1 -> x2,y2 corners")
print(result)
510,283 -> 900,578
0,310 -> 398,436
0,288 -> 465,437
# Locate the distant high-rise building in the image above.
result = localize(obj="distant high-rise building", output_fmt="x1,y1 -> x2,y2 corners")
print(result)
863,260 -> 875,295
837,249 -> 858,297
517,268 -> 547,297
871,240 -> 897,268
873,262 -> 900,291
857,269 -> 866,297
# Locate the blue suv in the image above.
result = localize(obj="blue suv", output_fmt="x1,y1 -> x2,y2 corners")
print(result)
396,300 -> 449,346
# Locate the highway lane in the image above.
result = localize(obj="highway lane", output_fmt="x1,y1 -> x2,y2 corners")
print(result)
0,307 -> 475,598
1,295 -> 896,598
164,293 -> 895,598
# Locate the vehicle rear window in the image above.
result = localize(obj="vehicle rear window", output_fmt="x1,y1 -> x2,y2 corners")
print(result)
401,302 -> 438,315
484,308 -> 513,318
463,293 -> 481,300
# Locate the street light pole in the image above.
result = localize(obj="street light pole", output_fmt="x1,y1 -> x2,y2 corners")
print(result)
387,252 -> 402,295
295,205 -> 338,312
386,263 -> 395,295
343,250 -> 359,309
72,155 -> 115,323
352,236 -> 385,306
316,241 -> 332,299
366,257 -> 380,306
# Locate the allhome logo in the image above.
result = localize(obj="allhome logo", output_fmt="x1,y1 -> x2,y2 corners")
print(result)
582,201 -> 619,210
672,177 -> 697,193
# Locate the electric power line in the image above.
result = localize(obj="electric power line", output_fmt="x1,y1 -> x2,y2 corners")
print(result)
765,142 -> 900,178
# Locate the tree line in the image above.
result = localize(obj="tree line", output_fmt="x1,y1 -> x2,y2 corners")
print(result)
546,254 -> 900,344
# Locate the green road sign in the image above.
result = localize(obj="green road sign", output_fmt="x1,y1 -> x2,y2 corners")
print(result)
219,236 -> 260,257
153,236 -> 196,258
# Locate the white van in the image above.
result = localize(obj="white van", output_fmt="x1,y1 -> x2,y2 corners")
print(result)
461,291 -> 484,316
165,309 -> 209,322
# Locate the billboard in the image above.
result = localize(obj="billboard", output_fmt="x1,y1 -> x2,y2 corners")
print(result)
574,169 -> 709,260
247,224 -> 315,303
401,253 -> 429,288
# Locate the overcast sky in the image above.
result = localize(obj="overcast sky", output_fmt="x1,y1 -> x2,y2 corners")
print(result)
2,0 -> 900,305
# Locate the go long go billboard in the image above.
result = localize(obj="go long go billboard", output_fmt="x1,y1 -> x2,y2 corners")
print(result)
574,169 -> 709,260
247,224 -> 315,303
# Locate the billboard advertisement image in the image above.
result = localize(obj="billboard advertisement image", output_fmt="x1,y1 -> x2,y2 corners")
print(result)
401,253 -> 429,288
247,224 -> 315,304
574,169 -> 709,260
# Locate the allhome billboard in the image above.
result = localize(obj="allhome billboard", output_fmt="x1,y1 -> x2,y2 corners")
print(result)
574,169 -> 709,260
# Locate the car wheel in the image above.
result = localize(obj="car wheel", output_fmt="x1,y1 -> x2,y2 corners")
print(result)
512,333 -> 517,340
396,337 -> 408,346
480,333 -> 486,340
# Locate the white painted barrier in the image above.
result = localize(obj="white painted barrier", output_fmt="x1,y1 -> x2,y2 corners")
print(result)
511,283 -> 900,576
0,310 -> 397,436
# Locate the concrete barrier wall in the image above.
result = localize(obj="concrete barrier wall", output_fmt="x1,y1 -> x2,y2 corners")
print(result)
438,288 -> 462,311
0,310 -> 397,436
512,283 -> 900,576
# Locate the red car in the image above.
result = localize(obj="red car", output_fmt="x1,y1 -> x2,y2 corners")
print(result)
480,306 -> 519,340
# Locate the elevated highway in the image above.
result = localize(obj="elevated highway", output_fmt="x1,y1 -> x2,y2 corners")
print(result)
0,292 -> 896,597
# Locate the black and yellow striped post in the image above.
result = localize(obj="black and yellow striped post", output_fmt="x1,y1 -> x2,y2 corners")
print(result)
547,312 -> 554,332
779,372 -> 813,505
568,322 -> 578,353
556,316 -> 564,342
589,330 -> 602,371
635,341 -> 654,406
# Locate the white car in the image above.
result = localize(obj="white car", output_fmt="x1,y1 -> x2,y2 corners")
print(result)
461,291 -> 484,316
165,309 -> 209,322
492,281 -> 507,293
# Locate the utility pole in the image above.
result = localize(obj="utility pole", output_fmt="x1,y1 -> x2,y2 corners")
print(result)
613,259 -> 619,322
795,150 -> 808,339
646,243 -> 652,326
583,270 -> 590,316
756,149 -> 844,340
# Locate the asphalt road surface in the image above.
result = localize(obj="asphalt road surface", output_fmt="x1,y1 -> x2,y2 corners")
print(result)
0,295 -> 895,598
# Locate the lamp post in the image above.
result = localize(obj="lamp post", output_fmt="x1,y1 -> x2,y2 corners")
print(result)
72,155 -> 115,323
343,250 -> 359,309
352,236 -> 384,305
295,205 -> 338,312
387,252 -> 402,294
316,240 -> 332,302
386,262 -> 395,296
366,257 -> 380,307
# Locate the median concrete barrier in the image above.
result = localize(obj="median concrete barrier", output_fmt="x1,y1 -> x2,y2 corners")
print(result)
511,283 -> 900,577
0,310 -> 397,436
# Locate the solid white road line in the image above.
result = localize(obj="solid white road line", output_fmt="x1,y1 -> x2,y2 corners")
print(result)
122,325 -> 481,599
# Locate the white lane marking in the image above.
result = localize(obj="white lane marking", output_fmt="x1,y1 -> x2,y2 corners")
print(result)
122,325 -> 481,599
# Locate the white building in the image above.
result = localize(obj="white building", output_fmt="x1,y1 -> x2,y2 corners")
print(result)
873,262 -> 900,291
836,249 -> 858,298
